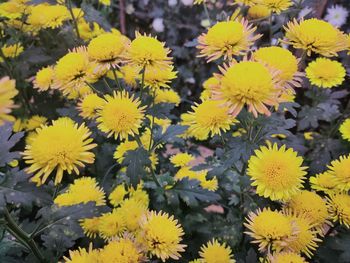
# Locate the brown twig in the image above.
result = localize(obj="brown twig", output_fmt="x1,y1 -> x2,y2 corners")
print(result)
119,0 -> 126,34
314,0 -> 328,19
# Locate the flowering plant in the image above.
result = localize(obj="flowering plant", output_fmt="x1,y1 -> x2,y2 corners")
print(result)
0,0 -> 350,262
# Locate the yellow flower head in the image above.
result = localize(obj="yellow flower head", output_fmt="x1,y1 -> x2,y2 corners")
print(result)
33,66 -> 54,91
54,177 -> 105,206
27,4 -> 70,30
326,193 -> 350,228
129,183 -> 149,207
126,32 -> 172,68
144,64 -> 177,89
99,238 -> 145,263
285,191 -> 329,229
63,245 -> 99,263
98,209 -> 127,240
340,119 -> 350,142
78,19 -> 105,41
201,76 -> 220,100
247,143 -> 307,201
170,152 -> 195,167
0,76 -> 18,126
214,61 -> 282,117
109,183 -> 128,206
269,252 -> 307,263
283,18 -> 348,57
139,210 -> 186,262
0,0 -> 30,20
114,140 -> 138,164
87,33 -> 127,70
260,0 -> 292,14
119,64 -> 141,87
309,172 -> 339,194
197,19 -> 261,62
119,198 -> 148,232
80,216 -> 100,238
96,91 -> 145,140
199,239 -> 235,263
234,0 -> 258,5
77,93 -> 105,120
181,100 -> 237,140
253,46 -> 302,89
154,89 -> 181,106
1,43 -> 24,60
25,115 -> 47,131
23,117 -> 97,185
248,5 -> 271,19
305,58 -> 346,88
327,155 -> 350,191
244,208 -> 298,252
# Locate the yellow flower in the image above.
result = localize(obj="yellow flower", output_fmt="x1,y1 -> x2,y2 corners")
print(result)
260,0 -> 292,14
340,119 -> 350,142
87,33 -> 127,70
139,211 -> 186,262
305,58 -> 345,88
170,153 -> 194,167
13,118 -> 27,132
27,4 -> 70,30
77,93 -> 105,120
0,76 -> 18,126
247,143 -> 307,201
269,252 -> 307,263
0,0 -> 30,19
33,66 -> 54,91
98,0 -> 111,6
99,238 -> 145,262
97,91 -> 145,140
80,217 -> 100,238
77,19 -> 105,41
1,43 -> 24,61
309,172 -> 339,194
303,132 -> 314,140
119,64 -> 141,87
98,209 -> 127,240
213,61 -> 282,117
63,245 -> 99,263
114,140 -> 139,163
23,117 -> 97,185
197,19 -> 261,62
282,18 -> 348,57
54,177 -> 106,206
25,115 -> 47,131
244,208 -> 298,252
199,176 -> 218,191
181,100 -> 237,140
119,198 -> 148,232
327,155 -> 350,191
253,46 -> 302,89
144,64 -> 177,89
200,77 -> 220,100
109,183 -> 128,206
129,183 -> 149,207
248,5 -> 271,19
199,239 -> 235,263
285,191 -> 329,230
326,193 -> 350,228
154,89 -> 181,105
234,0 -> 258,5
126,32 -> 172,68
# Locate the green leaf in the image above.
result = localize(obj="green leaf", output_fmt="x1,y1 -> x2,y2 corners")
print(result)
0,123 -> 24,167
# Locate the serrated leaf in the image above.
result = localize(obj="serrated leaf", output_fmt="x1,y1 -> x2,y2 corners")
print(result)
0,123 -> 24,167
153,125 -> 188,149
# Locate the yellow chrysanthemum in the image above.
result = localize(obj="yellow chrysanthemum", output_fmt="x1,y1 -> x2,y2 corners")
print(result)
144,64 -> 177,89
199,176 -> 219,191
27,4 -> 70,30
244,208 -> 298,252
309,172 -> 339,194
200,77 -> 220,100
126,33 -> 172,68
119,198 -> 148,232
181,100 -> 237,140
0,76 -> 18,126
174,167 -> 217,191
87,33 -> 127,70
33,66 -> 54,91
199,239 -> 235,263
282,18 -> 348,57
283,211 -> 320,258
23,118 -> 97,185
248,5 -> 271,19
54,177 -> 105,206
247,143 -> 307,201
114,140 -> 138,163
0,0 -> 30,19
197,19 -> 261,62
253,46 -> 302,89
139,211 -> 186,262
80,216 -> 100,238
154,89 -> 181,105
259,0 -> 292,14
340,119 -> 350,142
269,252 -> 307,263
170,153 -> 194,167
96,91 -> 145,140
326,193 -> 350,228
213,61 -> 282,117
98,209 -> 127,240
129,184 -> 150,208
77,93 -> 105,120
1,43 -> 24,61
25,115 -> 47,131
305,58 -> 346,88
13,118 -> 27,132
77,19 -> 105,41
234,0 -> 258,5
63,245 -> 99,263
109,183 -> 128,206
99,238 -> 145,263
327,155 -> 350,191
119,64 -> 140,87
285,191 -> 329,229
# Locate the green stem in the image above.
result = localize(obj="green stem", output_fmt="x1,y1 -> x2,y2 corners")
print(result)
111,67 -> 123,92
103,77 -> 113,93
84,81 -> 103,95
66,0 -> 81,40
0,48 -> 14,78
203,2 -> 212,26
4,208 -> 46,263
139,65 -> 146,99
269,13 -> 273,44
149,165 -> 161,187
148,89 -> 156,151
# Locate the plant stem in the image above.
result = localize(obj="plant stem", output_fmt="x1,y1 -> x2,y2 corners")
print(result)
4,208 -> 46,263
111,67 -> 123,92
269,13 -> 273,44
103,77 -> 113,93
66,0 -> 81,40
84,81 -> 103,95
148,89 -> 156,151
149,165 -> 161,187
139,65 -> 146,99
203,2 -> 211,26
